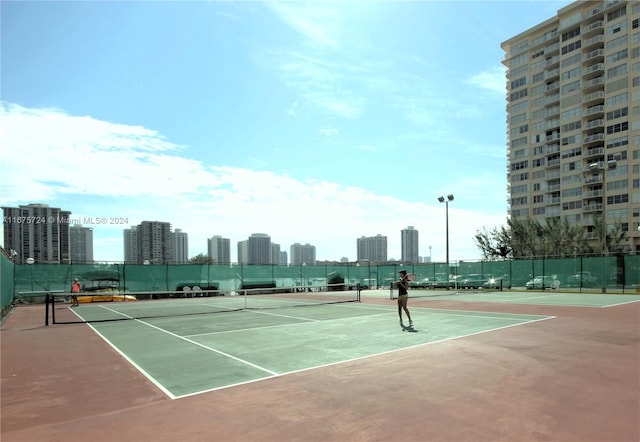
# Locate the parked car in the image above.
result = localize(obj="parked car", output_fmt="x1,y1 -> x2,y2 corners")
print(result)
525,276 -> 558,290
409,278 -> 431,289
429,275 -> 456,289
483,275 -> 512,289
567,271 -> 599,287
455,274 -> 487,289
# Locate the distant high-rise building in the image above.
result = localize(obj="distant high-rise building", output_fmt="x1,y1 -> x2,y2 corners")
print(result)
237,240 -> 248,264
271,243 -> 281,265
290,243 -> 316,265
208,235 -> 230,264
248,233 -> 272,264
502,0 -> 640,255
124,221 -> 173,264
172,229 -> 189,264
70,224 -> 93,263
401,226 -> 419,263
2,203 -> 71,263
357,235 -> 387,263
280,250 -> 288,265
123,226 -> 138,263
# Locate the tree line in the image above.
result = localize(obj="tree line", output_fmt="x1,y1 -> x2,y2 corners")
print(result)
474,217 -> 629,260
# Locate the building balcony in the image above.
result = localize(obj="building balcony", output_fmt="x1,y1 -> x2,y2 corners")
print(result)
583,132 -> 605,145
585,104 -> 605,117
546,143 -> 560,154
546,158 -> 561,167
545,82 -> 560,94
583,189 -> 603,198
582,20 -> 604,36
583,203 -> 603,213
585,118 -> 604,129
583,146 -> 605,158
545,94 -> 559,105
547,184 -> 561,192
546,42 -> 559,54
545,55 -> 560,69
585,47 -> 605,62
583,76 -> 605,93
583,90 -> 605,105
584,174 -> 603,184
545,68 -> 560,81
582,62 -> 605,78
583,35 -> 605,50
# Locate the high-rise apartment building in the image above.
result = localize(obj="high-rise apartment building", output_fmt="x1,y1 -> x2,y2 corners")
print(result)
70,224 -> 93,263
502,0 -> 640,255
123,226 -> 138,263
245,233 -> 271,264
271,243 -> 281,265
290,243 -> 316,265
123,221 -> 173,264
357,235 -> 387,263
208,235 -> 231,264
172,229 -> 189,264
2,203 -> 71,263
401,226 -> 419,263
237,240 -> 248,264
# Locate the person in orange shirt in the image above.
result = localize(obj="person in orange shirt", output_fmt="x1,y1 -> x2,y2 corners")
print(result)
71,278 -> 81,307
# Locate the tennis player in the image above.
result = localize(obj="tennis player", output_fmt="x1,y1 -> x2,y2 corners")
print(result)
71,278 -> 80,307
397,270 -> 413,326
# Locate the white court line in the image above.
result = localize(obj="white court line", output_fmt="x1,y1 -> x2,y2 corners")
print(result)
90,303 -> 555,400
176,315 -> 556,399
82,322 -> 178,399
90,305 -> 279,398
601,298 -> 640,308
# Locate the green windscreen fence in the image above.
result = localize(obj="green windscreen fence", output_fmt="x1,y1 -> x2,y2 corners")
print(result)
1,254 -> 14,316
8,255 -> 640,304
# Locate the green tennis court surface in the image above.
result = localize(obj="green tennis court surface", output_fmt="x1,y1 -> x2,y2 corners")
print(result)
75,301 -> 551,399
396,290 -> 640,308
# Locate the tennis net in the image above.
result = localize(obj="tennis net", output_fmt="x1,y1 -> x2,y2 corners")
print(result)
46,283 -> 361,325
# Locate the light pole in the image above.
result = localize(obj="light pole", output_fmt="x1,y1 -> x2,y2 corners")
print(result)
438,194 -> 454,270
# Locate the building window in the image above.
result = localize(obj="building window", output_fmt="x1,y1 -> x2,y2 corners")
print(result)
562,26 -> 580,41
607,194 -> 629,205
607,6 -> 626,22
606,107 -> 628,120
606,48 -> 628,64
511,76 -> 527,89
607,135 -> 628,149
607,63 -> 628,79
606,122 -> 628,134
510,89 -> 528,101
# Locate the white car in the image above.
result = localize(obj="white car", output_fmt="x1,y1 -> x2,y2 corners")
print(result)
525,276 -> 559,290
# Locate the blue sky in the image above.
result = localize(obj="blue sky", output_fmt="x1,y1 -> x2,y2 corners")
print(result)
1,0 -> 573,263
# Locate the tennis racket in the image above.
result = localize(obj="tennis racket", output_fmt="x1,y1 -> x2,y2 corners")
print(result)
406,273 -> 416,282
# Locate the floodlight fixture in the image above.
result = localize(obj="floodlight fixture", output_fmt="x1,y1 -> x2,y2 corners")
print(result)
438,194 -> 455,269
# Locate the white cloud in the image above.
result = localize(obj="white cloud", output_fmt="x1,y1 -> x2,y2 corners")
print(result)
466,65 -> 506,94
265,2 -> 344,49
1,102 -> 506,262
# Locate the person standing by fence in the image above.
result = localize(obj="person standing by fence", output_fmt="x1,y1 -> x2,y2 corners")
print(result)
71,278 -> 80,307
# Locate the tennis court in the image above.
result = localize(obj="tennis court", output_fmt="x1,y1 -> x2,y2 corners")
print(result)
2,288 -> 639,441
56,294 -> 551,399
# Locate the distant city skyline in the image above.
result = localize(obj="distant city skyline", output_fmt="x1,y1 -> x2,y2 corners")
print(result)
3,203 -> 429,263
